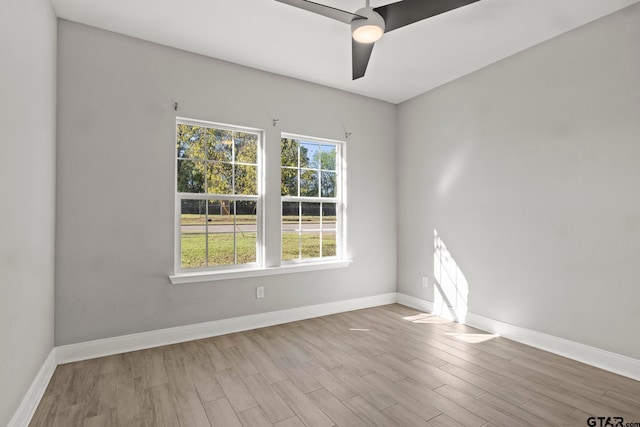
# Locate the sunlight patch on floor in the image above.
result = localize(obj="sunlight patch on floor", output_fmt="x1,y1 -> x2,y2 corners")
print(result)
403,313 -> 452,324
445,332 -> 499,343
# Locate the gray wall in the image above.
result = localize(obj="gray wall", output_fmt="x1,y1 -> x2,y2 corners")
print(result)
0,0 -> 57,424
55,20 -> 397,346
397,3 -> 640,359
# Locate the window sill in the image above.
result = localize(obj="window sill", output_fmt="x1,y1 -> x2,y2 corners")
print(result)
170,259 -> 352,284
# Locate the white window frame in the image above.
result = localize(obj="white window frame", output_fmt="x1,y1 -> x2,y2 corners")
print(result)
169,124 -> 351,285
173,117 -> 264,275
281,132 -> 346,264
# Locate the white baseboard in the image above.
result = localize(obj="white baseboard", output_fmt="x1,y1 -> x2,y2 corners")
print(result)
8,348 -> 57,427
464,312 -> 640,382
396,292 -> 434,313
56,293 -> 398,364
395,293 -> 640,382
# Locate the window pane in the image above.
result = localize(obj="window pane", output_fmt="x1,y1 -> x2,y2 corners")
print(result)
279,134 -> 343,264
300,169 -> 319,197
320,145 -> 336,170
235,164 -> 257,195
207,162 -> 233,194
282,201 -> 300,221
180,199 -> 207,269
322,203 -> 336,229
320,171 -> 336,198
301,142 -> 320,168
281,138 -> 299,167
177,160 -> 205,193
281,168 -> 298,196
302,202 -> 321,220
282,232 -> 299,260
236,232 -> 257,264
177,120 -> 263,272
235,132 -> 258,164
301,203 -> 320,258
235,201 -> 257,264
301,231 -> 320,258
177,125 -> 205,159
322,231 -> 336,257
236,200 -> 257,218
322,203 -> 337,258
207,200 -> 234,266
282,201 -> 300,260
207,129 -> 233,162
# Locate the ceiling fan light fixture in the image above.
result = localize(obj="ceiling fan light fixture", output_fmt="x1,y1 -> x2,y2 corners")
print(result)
352,24 -> 384,43
351,8 -> 385,44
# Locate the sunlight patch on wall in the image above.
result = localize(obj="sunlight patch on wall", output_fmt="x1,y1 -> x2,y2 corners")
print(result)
437,144 -> 471,197
434,229 -> 469,323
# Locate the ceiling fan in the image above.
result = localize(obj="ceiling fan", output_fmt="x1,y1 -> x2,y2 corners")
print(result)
275,0 -> 480,79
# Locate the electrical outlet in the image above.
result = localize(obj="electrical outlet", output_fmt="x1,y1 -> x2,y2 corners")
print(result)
422,276 -> 428,288
256,286 -> 264,299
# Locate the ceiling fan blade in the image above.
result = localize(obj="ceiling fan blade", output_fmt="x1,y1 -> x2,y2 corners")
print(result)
374,0 -> 480,33
275,0 -> 364,24
352,39 -> 375,80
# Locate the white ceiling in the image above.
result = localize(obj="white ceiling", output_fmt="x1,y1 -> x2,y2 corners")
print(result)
51,0 -> 639,104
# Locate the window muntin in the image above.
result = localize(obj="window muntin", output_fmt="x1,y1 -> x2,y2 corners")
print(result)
176,119 -> 261,271
281,135 -> 343,262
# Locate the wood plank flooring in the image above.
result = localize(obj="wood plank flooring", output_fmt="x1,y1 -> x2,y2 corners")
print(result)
30,304 -> 640,426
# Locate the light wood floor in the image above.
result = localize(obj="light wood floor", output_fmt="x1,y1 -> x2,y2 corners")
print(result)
31,304 -> 640,426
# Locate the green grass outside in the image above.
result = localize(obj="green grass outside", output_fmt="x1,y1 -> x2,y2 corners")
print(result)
181,232 -> 336,268
181,233 -> 257,267
282,232 -> 336,260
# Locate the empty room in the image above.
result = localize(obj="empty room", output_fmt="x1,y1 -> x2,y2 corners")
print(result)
2,0 -> 640,425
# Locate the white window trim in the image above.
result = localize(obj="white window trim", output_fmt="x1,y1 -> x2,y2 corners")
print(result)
280,132 -> 347,264
169,259 -> 352,284
174,118 -> 265,275
171,124 -> 350,284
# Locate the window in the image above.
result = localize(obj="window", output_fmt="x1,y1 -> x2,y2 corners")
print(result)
175,119 -> 261,272
281,134 -> 344,262
172,120 -> 348,283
